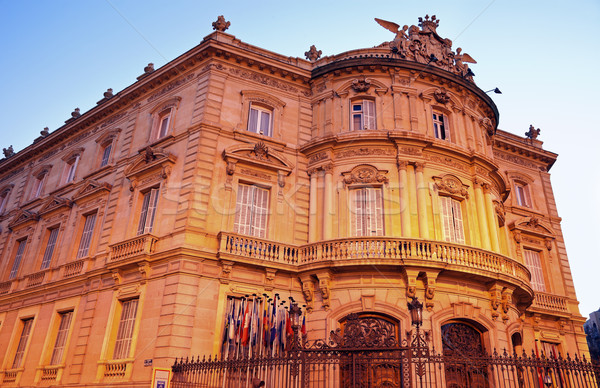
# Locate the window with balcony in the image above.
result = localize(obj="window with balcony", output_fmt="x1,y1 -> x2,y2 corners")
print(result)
113,299 -> 139,359
49,311 -> 73,365
523,249 -> 546,292
247,104 -> 273,136
76,213 -> 97,259
40,228 -> 59,270
12,318 -> 34,368
351,187 -> 384,236
433,111 -> 450,140
233,184 -> 269,238
9,239 -> 27,279
137,188 -> 159,235
440,196 -> 465,244
514,182 -> 531,208
351,100 -> 376,131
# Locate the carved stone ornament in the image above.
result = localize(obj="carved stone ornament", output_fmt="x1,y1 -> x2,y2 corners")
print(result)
304,45 -> 322,61
480,117 -> 494,138
301,279 -> 315,313
253,142 -> 269,160
124,147 -> 177,190
220,260 -> 234,284
433,88 -> 450,104
329,313 -> 399,348
406,286 -> 416,299
2,145 -> 14,158
375,15 -> 477,82
319,277 -> 331,311
525,124 -> 540,139
342,165 -> 389,186
8,209 -> 39,231
351,75 -> 371,93
433,175 -> 469,199
38,195 -> 73,217
212,15 -> 231,32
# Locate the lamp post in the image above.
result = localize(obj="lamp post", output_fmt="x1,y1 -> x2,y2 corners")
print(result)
543,369 -> 553,387
407,296 -> 423,328
407,297 -> 426,388
289,302 -> 302,350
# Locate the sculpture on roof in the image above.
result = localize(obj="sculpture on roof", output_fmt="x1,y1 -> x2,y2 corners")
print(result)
375,15 -> 478,82
525,125 -> 541,139
305,45 -> 322,61
212,15 -> 231,32
3,145 -> 14,158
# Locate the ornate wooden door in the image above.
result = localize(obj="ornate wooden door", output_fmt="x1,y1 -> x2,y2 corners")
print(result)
441,322 -> 489,388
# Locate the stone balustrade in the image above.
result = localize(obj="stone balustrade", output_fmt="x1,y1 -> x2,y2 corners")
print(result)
63,259 -> 85,278
219,232 -> 531,285
26,271 -> 46,288
0,280 -> 12,294
531,292 -> 569,313
108,234 -> 158,263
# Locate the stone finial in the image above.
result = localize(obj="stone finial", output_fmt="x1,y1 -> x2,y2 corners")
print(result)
40,127 -> 50,137
104,88 -> 114,99
71,108 -> 81,118
144,63 -> 155,74
304,45 -> 322,61
418,14 -> 440,33
525,124 -> 540,139
212,15 -> 230,32
2,145 -> 14,158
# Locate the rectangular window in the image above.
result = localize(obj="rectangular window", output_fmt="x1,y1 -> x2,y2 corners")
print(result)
158,113 -> 171,138
523,249 -> 546,292
351,100 -> 376,130
32,172 -> 48,199
12,318 -> 33,368
76,213 -> 97,259
541,341 -> 559,358
100,143 -> 112,167
64,156 -> 80,184
0,189 -> 10,213
351,187 -> 384,236
9,239 -> 27,279
113,299 -> 139,360
233,184 -> 269,238
440,197 -> 465,244
137,188 -> 159,235
248,105 -> 272,136
40,228 -> 59,270
433,112 -> 449,140
514,183 -> 531,207
49,311 -> 73,365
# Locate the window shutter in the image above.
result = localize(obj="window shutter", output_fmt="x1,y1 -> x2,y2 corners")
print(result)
113,299 -> 139,359
524,249 -> 546,292
50,311 -> 73,365
144,188 -> 160,234
12,319 -> 33,368
234,184 -> 251,235
252,187 -> 269,238
100,143 -> 112,167
440,197 -> 452,242
77,213 -> 97,258
354,189 -> 365,236
259,111 -> 271,136
158,112 -> 171,138
248,107 -> 259,133
137,192 -> 151,235
9,240 -> 27,279
363,100 -> 376,129
451,199 -> 464,243
442,114 -> 450,141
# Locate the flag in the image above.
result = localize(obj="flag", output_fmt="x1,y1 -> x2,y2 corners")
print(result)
241,302 -> 251,346
286,310 -> 293,337
301,314 -> 306,336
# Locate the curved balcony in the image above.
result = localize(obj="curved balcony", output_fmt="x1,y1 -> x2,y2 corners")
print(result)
217,232 -> 533,295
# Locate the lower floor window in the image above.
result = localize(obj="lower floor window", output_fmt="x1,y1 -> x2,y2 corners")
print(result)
113,299 -> 139,359
12,318 -> 34,368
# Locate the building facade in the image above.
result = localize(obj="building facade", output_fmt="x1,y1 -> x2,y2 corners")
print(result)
0,15 -> 589,387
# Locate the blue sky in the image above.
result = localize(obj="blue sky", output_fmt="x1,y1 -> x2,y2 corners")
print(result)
0,1 -> 599,317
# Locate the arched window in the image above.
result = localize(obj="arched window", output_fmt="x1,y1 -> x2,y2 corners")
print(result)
441,321 -> 489,388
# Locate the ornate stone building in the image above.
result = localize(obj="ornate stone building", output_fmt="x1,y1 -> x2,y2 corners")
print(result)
0,15 -> 588,386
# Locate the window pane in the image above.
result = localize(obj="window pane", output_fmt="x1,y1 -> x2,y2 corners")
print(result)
9,240 -> 27,279
248,108 -> 259,133
353,114 -> 362,130
50,311 -> 73,365
440,197 -> 464,244
100,143 -> 112,167
12,319 -> 33,368
259,111 -> 271,135
363,100 -> 376,130
234,184 -> 269,238
76,213 -> 97,259
40,228 -> 59,270
353,188 -> 384,237
113,299 -> 139,359
159,115 -> 170,138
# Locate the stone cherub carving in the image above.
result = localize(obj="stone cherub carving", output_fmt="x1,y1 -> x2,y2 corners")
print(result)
454,47 -> 476,77
525,125 -> 541,139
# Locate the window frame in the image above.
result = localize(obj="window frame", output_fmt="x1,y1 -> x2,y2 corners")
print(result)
350,99 -> 377,131
523,248 -> 546,292
112,298 -> 140,360
148,97 -> 180,143
75,212 -> 97,259
433,111 -> 450,140
99,141 -> 113,168
49,310 -> 74,365
62,155 -> 80,184
350,186 -> 385,237
439,196 -> 465,244
0,186 -> 12,213
233,183 -> 270,239
8,238 -> 28,280
247,103 -> 273,136
31,170 -> 49,200
137,187 -> 159,235
40,227 -> 60,270
12,317 -> 34,369
514,182 -> 532,208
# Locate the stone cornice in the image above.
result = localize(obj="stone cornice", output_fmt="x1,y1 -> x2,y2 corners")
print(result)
493,130 -> 557,171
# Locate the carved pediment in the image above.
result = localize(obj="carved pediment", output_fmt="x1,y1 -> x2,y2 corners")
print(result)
39,195 -> 72,217
124,147 -> 177,181
73,179 -> 112,203
509,216 -> 554,239
8,209 -> 39,230
433,174 -> 469,199
342,165 -> 389,186
222,142 -> 293,176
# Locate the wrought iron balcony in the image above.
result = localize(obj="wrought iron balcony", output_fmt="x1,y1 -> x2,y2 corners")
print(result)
218,232 -> 532,289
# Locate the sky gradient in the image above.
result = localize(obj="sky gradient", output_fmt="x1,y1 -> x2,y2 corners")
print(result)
0,1 -> 598,318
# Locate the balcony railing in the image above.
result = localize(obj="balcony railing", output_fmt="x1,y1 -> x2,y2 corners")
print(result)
0,280 -> 12,294
108,234 -> 158,263
219,232 -> 531,285
26,271 -> 46,288
531,292 -> 569,313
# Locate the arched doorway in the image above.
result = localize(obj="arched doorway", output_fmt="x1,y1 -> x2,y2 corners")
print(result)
441,321 -> 489,388
338,312 -> 402,388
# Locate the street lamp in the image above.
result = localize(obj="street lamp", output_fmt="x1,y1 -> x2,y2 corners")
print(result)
543,369 -> 553,387
289,302 -> 302,349
407,297 -> 423,327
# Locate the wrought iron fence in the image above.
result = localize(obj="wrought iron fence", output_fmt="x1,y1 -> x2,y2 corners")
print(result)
171,314 -> 600,388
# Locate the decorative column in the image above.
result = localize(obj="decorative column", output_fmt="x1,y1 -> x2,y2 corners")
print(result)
397,159 -> 412,237
323,164 -> 334,240
308,168 -> 318,242
483,183 -> 500,252
415,162 -> 429,239
473,179 -> 491,250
